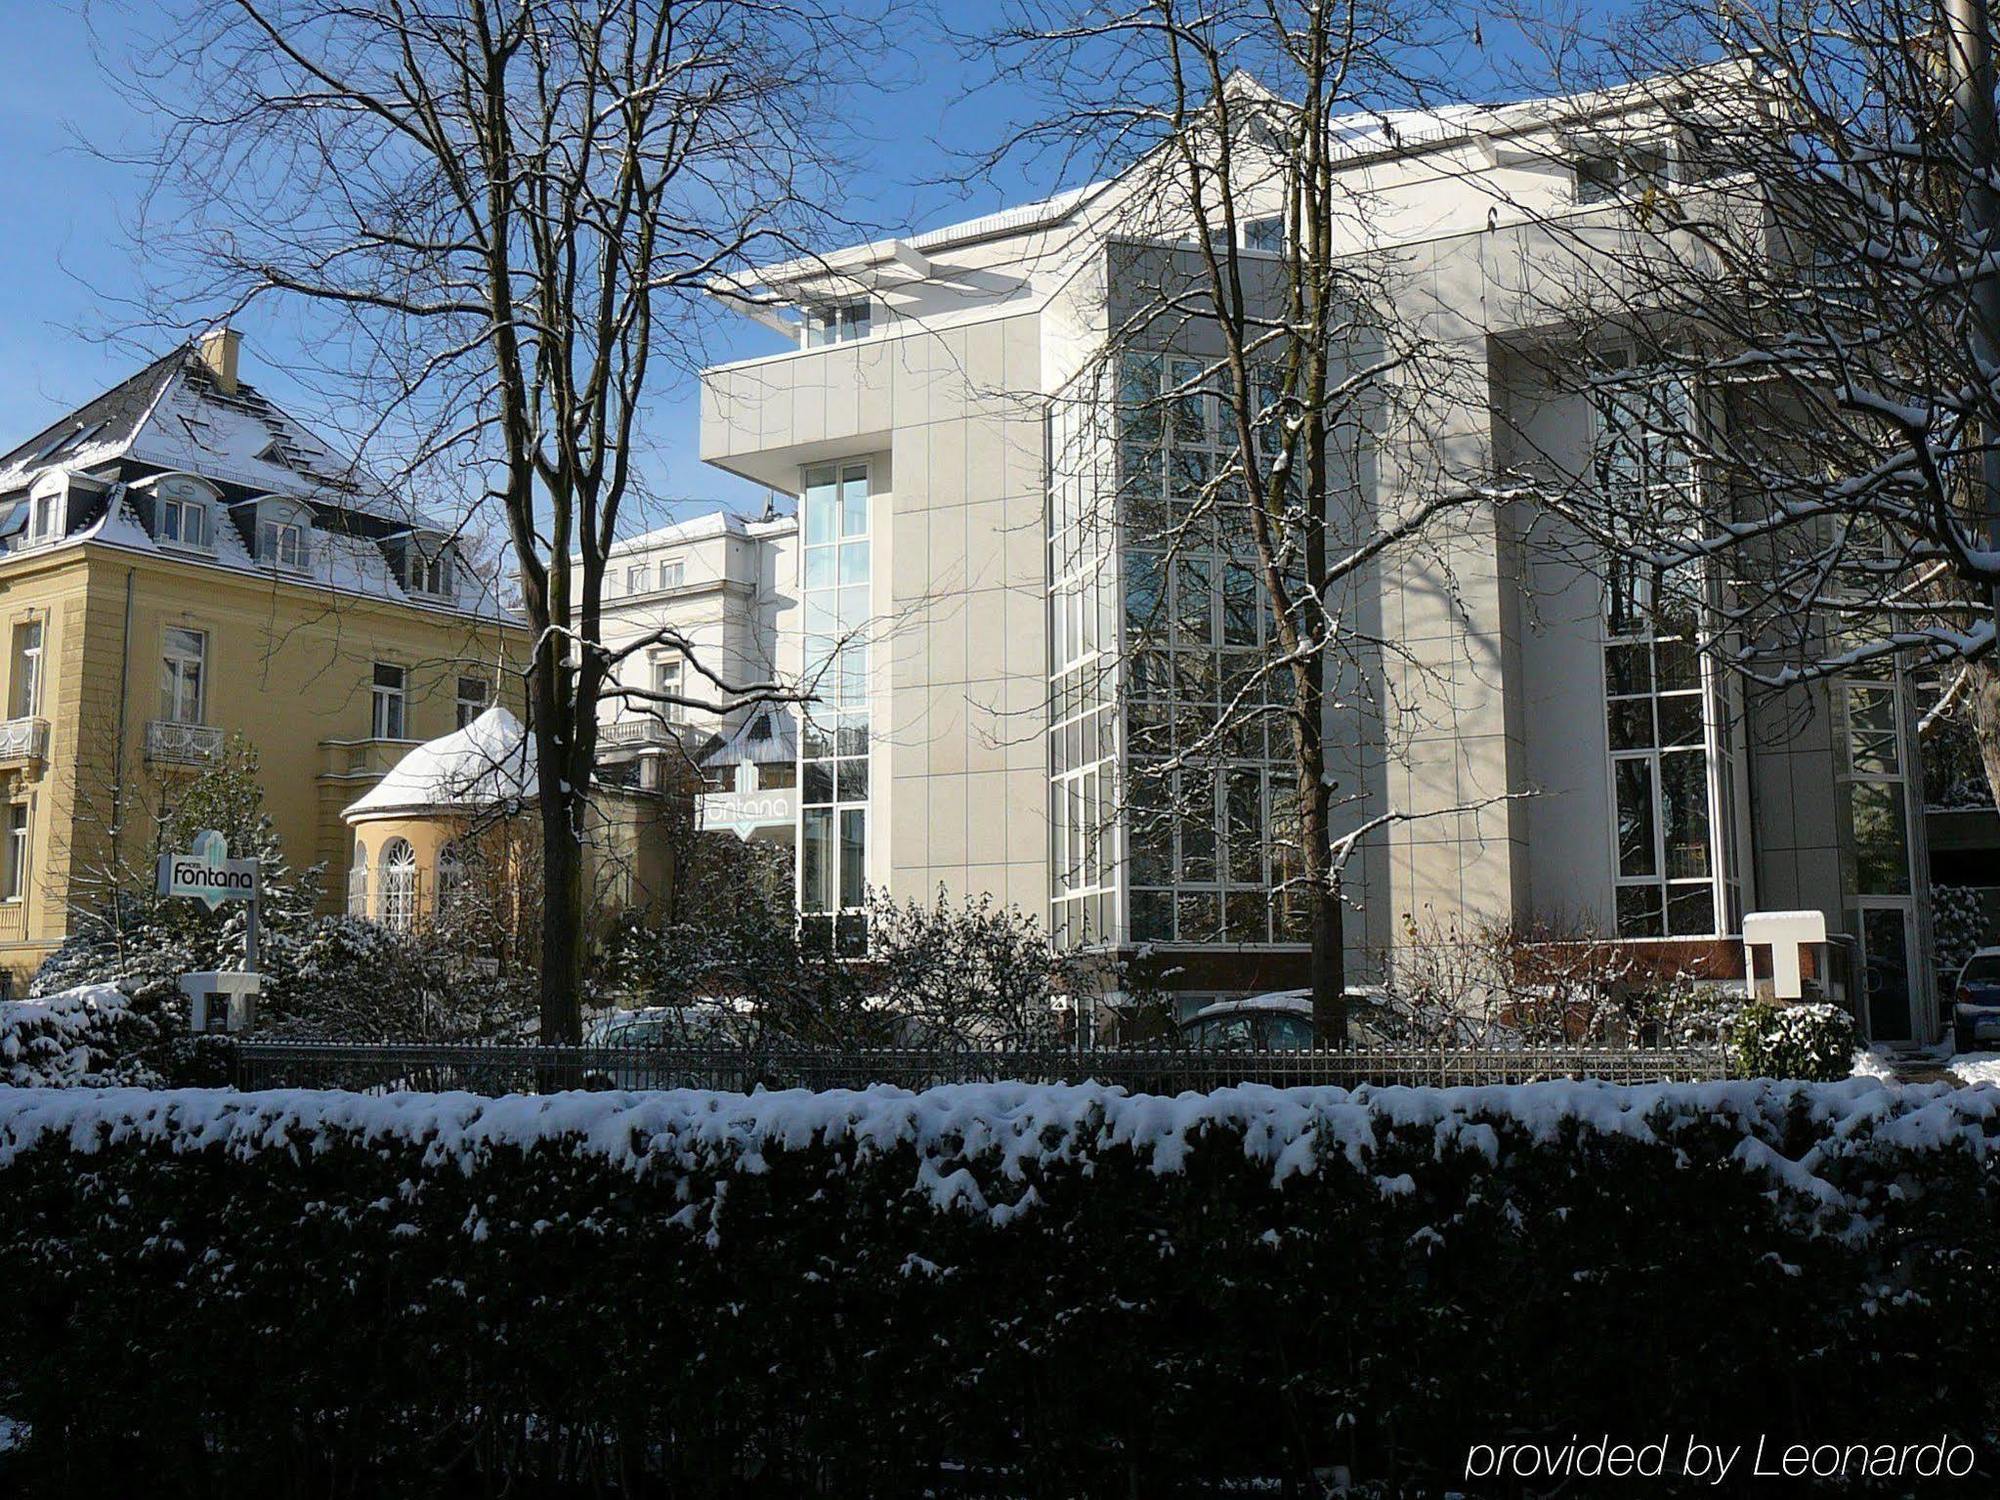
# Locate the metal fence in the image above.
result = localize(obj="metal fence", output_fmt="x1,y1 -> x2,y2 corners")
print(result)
233,1039 -> 1726,1095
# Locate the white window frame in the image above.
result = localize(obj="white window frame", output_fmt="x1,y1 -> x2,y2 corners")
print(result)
626,562 -> 651,595
657,557 -> 685,590
259,517 -> 308,571
405,547 -> 456,601
27,491 -> 61,547
1242,215 -> 1284,252
379,838 -> 417,931
653,655 -> 687,723
3,802 -> 28,902
804,299 -> 871,348
160,627 -> 207,724
371,662 -> 408,740
10,618 -> 42,721
455,675 -> 489,730
159,493 -> 211,551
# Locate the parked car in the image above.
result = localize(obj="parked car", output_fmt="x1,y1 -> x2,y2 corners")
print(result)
580,1005 -> 762,1089
1177,988 -> 1397,1051
1951,949 -> 2000,1055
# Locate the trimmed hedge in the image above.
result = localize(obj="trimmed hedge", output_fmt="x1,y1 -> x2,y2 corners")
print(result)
1,1079 -> 1997,1495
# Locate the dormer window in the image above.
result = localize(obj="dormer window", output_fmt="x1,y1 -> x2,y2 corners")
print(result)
151,476 -> 215,552
259,518 -> 307,570
27,490 -> 60,547
804,299 -> 870,348
401,543 -> 457,601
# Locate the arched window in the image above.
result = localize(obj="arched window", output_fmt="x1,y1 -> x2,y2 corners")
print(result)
380,838 -> 417,931
348,840 -> 369,916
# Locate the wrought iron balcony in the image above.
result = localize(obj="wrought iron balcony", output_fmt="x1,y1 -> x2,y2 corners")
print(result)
145,719 -> 226,767
0,716 -> 48,765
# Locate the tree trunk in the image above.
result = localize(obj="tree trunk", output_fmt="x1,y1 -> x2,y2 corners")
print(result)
528,630 -> 587,1045
1968,657 -> 2000,811
1298,696 -> 1347,1044
539,784 -> 585,1044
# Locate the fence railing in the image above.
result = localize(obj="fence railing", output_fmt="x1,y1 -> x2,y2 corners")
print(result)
233,1039 -> 1727,1096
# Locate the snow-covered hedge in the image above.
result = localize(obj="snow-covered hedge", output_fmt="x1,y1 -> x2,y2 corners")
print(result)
1727,999 -> 1859,1081
2,1079 -> 1996,1492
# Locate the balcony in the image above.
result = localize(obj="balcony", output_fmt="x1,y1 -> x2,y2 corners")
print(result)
145,720 -> 225,767
599,717 -> 684,752
0,716 -> 48,767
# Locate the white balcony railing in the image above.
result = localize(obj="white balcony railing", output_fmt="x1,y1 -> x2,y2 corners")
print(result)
145,720 -> 225,766
599,717 -> 683,750
0,716 -> 48,764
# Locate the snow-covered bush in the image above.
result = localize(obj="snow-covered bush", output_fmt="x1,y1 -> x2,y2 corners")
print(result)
1933,883 -> 1996,988
0,985 -> 151,1087
3,1078 -> 1996,1492
1727,1000 -> 1860,1080
268,916 -> 533,1042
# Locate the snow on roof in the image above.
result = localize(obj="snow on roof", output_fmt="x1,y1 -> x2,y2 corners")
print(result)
343,706 -> 535,821
0,342 -> 519,626
699,707 -> 797,768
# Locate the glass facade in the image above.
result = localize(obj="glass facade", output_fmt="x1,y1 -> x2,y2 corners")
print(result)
799,461 -> 871,955
1050,350 -> 1303,951
1593,364 -> 1744,938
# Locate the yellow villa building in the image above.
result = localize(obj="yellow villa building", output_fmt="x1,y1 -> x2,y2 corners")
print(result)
0,328 -> 528,990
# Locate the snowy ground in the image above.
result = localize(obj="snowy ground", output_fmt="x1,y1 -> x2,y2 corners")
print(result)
1850,1048 -> 1898,1083
1951,1053 -> 2000,1086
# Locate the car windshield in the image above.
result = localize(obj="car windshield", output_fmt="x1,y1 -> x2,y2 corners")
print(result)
1963,956 -> 2000,985
1265,1014 -> 1314,1051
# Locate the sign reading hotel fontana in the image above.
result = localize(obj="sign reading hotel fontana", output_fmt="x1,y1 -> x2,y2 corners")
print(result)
157,829 -> 261,910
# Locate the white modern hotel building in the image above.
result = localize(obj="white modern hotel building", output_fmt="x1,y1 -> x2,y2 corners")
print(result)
669,76 -> 1935,1040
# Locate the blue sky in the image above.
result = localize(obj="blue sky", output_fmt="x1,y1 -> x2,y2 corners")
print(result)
0,3 -> 1539,534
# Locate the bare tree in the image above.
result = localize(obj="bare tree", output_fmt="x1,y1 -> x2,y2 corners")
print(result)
98,0 -> 879,1037
986,1 -> 1523,1036
1482,0 -> 2000,808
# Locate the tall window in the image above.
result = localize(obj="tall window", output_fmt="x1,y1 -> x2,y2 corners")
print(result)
804,300 -> 870,348
653,656 -> 687,723
1111,352 -> 1298,950
379,838 -> 417,931
10,619 -> 42,720
436,842 -> 466,916
1593,363 -> 1741,937
159,627 -> 206,724
455,675 -> 489,730
799,461 -> 870,954
1841,671 -> 1912,897
372,662 -> 407,739
348,840 -> 369,915
3,803 -> 27,902
658,557 -> 685,590
28,491 -> 60,546
258,518 -> 307,570
626,563 -> 651,595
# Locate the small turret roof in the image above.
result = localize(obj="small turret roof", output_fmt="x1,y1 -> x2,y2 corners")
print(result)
343,706 -> 535,821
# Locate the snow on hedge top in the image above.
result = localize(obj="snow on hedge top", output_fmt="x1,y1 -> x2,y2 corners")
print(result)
2,1078 -> 1994,1226
344,706 -> 534,820
1,985 -> 131,1086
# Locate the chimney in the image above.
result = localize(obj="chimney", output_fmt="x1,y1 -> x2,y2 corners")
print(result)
197,325 -> 241,394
